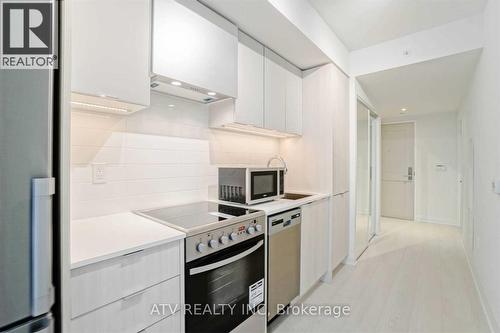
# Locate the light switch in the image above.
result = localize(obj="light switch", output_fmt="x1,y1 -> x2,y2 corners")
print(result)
92,163 -> 107,184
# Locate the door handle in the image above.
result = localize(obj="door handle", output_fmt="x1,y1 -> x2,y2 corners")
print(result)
189,240 -> 264,276
31,178 -> 55,316
407,167 -> 414,181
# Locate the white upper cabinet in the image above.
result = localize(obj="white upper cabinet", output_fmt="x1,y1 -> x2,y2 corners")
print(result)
264,49 -> 287,132
264,48 -> 303,134
286,70 -> 303,135
152,0 -> 237,98
235,32 -> 264,127
210,32 -> 302,137
71,0 -> 150,111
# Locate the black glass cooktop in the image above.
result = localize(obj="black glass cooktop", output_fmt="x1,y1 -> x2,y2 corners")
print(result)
137,202 -> 258,230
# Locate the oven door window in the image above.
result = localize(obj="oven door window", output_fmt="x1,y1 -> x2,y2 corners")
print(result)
185,235 -> 265,333
250,171 -> 278,201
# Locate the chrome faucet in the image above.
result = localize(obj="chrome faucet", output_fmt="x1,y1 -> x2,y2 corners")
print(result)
267,155 -> 288,175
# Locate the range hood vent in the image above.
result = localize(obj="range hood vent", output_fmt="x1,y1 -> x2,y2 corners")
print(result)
150,75 -> 230,104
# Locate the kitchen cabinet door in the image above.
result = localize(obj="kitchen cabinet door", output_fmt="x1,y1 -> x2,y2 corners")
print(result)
72,0 -> 150,107
264,48 -> 287,132
331,193 -> 349,270
152,0 -> 237,98
235,32 -> 264,127
332,69 -> 350,194
300,198 -> 329,295
285,70 -> 303,135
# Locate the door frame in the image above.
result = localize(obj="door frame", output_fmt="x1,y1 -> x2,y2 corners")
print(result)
354,99 -> 380,259
369,111 -> 380,238
380,120 -> 417,221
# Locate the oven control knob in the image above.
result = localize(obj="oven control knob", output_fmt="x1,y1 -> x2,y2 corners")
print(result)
229,232 -> 238,241
196,243 -> 206,253
220,235 -> 229,245
255,224 -> 263,232
247,226 -> 256,235
209,239 -> 219,249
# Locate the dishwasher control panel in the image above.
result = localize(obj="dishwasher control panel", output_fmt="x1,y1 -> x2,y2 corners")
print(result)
268,208 -> 301,236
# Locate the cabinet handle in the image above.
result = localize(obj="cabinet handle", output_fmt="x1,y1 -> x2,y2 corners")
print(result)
122,249 -> 145,257
122,288 -> 147,301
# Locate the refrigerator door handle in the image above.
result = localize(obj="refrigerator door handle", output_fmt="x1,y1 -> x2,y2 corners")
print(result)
31,178 -> 55,317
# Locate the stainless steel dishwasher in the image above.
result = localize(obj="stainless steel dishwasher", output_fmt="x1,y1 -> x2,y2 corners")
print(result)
267,208 -> 301,322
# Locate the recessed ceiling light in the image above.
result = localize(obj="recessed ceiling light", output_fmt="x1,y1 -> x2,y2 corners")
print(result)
171,81 -> 182,86
401,108 -> 407,112
207,92 -> 216,96
168,104 -> 175,108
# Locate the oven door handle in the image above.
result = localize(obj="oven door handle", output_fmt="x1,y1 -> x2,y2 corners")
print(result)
189,240 -> 264,276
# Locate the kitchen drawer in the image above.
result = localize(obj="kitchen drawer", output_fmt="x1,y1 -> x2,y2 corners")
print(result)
71,276 -> 181,333
71,241 -> 181,318
143,311 -> 181,333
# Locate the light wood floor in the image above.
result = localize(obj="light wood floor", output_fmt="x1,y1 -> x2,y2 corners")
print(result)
270,218 -> 489,333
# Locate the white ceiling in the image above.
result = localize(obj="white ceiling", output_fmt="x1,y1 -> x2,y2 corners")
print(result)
357,50 -> 481,118
201,0 -> 331,69
308,0 -> 486,50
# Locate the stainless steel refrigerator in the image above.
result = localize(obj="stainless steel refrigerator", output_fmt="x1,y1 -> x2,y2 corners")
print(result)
0,63 -> 56,331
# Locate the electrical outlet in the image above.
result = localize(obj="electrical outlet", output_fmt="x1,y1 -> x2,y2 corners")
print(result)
92,163 -> 107,184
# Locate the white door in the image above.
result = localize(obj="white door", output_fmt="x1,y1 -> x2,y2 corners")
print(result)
381,123 -> 415,220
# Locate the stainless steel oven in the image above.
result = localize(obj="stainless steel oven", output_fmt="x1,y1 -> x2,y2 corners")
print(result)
137,202 -> 266,333
184,216 -> 266,333
218,167 -> 284,205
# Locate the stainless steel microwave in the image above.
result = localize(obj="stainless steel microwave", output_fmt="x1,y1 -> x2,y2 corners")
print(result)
218,167 -> 284,205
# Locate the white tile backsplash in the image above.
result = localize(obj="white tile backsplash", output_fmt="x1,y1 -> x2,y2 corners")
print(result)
71,92 -> 279,219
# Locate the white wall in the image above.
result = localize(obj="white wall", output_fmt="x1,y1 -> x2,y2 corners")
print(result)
268,0 -> 349,74
382,112 -> 459,226
350,14 -> 484,76
458,0 -> 500,329
71,92 -> 279,219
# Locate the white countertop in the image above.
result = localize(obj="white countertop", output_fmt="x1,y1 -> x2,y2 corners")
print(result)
214,191 -> 331,215
71,212 -> 185,269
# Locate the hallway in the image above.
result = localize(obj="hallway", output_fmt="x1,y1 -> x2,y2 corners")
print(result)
270,218 -> 489,333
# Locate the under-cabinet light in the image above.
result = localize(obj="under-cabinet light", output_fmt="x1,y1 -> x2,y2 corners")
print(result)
71,101 -> 130,113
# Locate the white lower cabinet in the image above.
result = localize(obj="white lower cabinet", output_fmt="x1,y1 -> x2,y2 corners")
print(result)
300,198 -> 330,295
71,277 -> 180,333
71,240 -> 184,333
143,311 -> 181,333
331,193 -> 349,270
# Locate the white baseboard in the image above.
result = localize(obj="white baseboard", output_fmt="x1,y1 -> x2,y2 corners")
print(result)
462,242 -> 498,333
343,256 -> 357,266
415,216 -> 460,227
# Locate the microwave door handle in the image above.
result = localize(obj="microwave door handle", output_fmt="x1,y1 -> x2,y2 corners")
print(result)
189,240 -> 264,276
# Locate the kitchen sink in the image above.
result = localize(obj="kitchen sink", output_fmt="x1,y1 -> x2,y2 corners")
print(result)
282,193 -> 312,200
